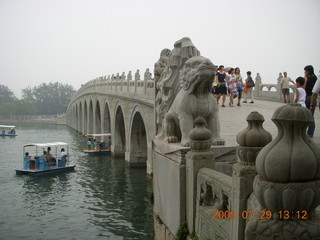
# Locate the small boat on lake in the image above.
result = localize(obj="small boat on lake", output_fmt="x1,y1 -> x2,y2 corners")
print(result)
0,125 -> 17,136
84,133 -> 111,155
15,142 -> 76,176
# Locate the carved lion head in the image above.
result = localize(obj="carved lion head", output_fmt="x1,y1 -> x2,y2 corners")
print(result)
179,56 -> 215,94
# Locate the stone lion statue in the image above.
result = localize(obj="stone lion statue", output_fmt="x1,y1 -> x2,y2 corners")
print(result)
160,55 -> 224,146
155,37 -> 200,135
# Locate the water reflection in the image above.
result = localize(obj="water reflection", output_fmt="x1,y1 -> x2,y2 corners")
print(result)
78,155 -> 153,239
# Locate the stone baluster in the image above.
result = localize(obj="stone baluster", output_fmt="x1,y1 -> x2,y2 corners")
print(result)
116,73 -> 120,91
254,73 -> 261,97
231,111 -> 272,240
121,72 -> 126,91
144,68 -> 151,95
246,104 -> 320,239
186,116 -> 215,233
127,71 -> 131,92
277,72 -> 283,100
134,70 -> 140,93
127,71 -> 132,81
111,74 -> 115,91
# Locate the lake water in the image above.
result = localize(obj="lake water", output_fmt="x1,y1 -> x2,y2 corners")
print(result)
0,123 -> 153,240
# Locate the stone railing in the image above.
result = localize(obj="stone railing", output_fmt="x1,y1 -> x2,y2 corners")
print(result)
70,68 -> 155,102
190,112 -> 273,240
195,168 -> 232,239
189,107 -> 320,240
253,73 -> 295,102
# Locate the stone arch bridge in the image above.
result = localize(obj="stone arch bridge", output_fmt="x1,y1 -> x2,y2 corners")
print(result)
66,72 -> 155,174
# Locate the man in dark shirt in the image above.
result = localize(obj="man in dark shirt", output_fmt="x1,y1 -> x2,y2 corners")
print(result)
304,65 -> 318,137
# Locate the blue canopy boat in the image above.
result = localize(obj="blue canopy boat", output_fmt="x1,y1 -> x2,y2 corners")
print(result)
15,142 -> 76,176
0,125 -> 17,136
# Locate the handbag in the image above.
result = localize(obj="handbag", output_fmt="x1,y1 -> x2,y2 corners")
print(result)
247,80 -> 255,88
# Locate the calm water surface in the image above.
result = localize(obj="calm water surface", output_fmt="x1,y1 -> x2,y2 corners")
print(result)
0,123 -> 153,240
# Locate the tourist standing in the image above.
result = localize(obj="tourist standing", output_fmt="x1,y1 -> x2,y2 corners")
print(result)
215,65 -> 227,107
235,67 -> 243,106
280,72 -> 292,103
310,74 -> 320,112
227,68 -> 237,107
303,65 -> 317,138
293,77 -> 306,107
243,71 -> 255,103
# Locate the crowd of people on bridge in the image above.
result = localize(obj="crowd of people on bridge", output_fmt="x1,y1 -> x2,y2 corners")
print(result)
212,64 -> 319,138
212,65 -> 255,107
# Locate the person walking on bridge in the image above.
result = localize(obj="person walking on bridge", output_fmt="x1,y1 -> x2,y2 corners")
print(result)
280,72 -> 292,103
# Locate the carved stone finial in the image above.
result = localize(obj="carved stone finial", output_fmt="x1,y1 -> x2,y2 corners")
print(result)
121,72 -> 126,80
188,117 -> 212,151
144,68 -> 152,80
134,70 -> 140,81
246,104 -> 320,239
127,71 -> 132,81
256,104 -> 319,182
255,73 -> 261,85
236,111 -> 272,165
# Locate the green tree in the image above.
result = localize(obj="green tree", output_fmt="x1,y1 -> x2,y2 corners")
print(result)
0,84 -> 16,103
21,82 -> 75,115
0,100 -> 36,116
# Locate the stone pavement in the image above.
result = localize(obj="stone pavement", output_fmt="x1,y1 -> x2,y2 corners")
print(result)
219,99 -> 320,146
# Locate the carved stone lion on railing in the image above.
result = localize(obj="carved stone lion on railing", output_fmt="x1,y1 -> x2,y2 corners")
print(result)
163,56 -> 224,146
155,43 -> 224,146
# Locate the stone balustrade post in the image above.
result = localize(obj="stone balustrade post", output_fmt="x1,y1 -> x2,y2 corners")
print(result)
245,104 -> 320,239
111,74 -> 115,91
121,72 -> 126,92
134,70 -> 140,94
277,72 -> 283,100
231,111 -> 272,240
127,71 -> 131,92
186,117 -> 215,233
254,73 -> 261,97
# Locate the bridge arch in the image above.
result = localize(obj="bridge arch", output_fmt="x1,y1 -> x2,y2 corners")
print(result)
128,105 -> 148,166
84,100 -> 88,134
95,100 -> 102,134
88,99 -> 94,134
103,100 -> 111,133
79,102 -> 83,134
113,102 -> 126,156
75,104 -> 79,132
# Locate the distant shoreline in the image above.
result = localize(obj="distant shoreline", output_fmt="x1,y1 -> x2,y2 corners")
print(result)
0,118 -> 57,124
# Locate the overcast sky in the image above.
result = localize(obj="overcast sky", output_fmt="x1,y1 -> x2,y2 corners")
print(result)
1,0 -> 319,98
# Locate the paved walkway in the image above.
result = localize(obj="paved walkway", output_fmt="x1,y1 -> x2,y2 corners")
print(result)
219,99 -> 320,146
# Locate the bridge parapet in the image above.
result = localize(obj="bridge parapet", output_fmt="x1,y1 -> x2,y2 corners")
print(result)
254,73 -> 295,102
70,68 -> 155,103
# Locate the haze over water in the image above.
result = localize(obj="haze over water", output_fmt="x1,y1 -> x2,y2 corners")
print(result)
0,123 -> 153,240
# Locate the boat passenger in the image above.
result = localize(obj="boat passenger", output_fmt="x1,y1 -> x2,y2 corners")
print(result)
47,147 -> 56,166
93,139 -> 98,151
87,138 -> 92,150
1,128 -> 5,135
59,148 -> 68,159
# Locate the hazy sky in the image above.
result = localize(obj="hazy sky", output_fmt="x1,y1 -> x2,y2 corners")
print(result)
1,0 -> 319,98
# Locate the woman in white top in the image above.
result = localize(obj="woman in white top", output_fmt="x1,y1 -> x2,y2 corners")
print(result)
293,77 -> 306,107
